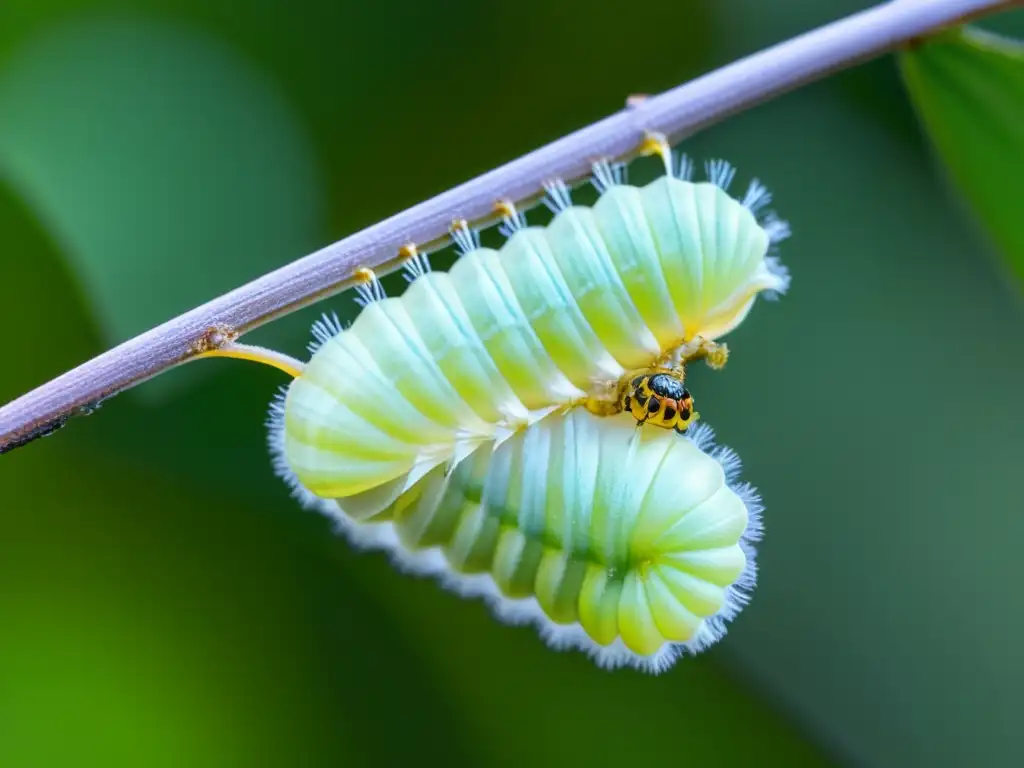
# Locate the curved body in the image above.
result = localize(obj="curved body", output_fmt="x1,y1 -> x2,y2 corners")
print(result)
282,171 -> 789,501
272,406 -> 761,672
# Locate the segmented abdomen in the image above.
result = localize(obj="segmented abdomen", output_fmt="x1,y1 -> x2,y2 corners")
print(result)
289,408 -> 760,671
284,174 -> 788,499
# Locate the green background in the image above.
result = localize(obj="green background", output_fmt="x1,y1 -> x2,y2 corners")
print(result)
2,1 -> 1023,766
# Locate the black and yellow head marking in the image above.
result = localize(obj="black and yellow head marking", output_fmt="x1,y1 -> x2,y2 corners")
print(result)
620,369 -> 699,433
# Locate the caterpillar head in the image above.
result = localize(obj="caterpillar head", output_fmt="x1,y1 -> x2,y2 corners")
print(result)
620,369 -> 699,434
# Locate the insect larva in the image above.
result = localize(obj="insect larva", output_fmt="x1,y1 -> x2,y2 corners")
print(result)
281,155 -> 789,502
270,404 -> 761,673
249,146 -> 788,670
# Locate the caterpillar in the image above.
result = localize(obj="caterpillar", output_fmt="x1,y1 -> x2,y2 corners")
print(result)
279,150 -> 790,505
242,146 -> 791,672
269,404 -> 762,673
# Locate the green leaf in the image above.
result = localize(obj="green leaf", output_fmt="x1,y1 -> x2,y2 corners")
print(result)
899,26 -> 1024,287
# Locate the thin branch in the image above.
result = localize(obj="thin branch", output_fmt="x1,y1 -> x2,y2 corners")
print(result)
0,0 -> 1016,454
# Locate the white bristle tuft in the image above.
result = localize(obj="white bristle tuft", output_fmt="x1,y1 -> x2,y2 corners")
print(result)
451,222 -> 480,256
705,158 -> 736,191
542,179 -> 573,214
741,179 -> 772,215
763,256 -> 791,300
497,208 -> 527,239
591,160 -> 626,194
675,152 -> 694,182
353,271 -> 386,308
762,212 -> 792,246
711,444 -> 743,484
308,311 -> 344,354
402,250 -> 432,283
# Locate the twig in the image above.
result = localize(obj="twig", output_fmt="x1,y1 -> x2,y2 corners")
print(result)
0,0 -> 1016,454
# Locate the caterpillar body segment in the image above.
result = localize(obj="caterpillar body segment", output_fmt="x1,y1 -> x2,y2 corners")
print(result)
271,405 -> 761,673
281,162 -> 789,502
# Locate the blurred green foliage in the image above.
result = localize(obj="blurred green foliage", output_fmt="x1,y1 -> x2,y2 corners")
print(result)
2,2 -> 1023,767
0,15 -> 326,399
900,26 -> 1024,288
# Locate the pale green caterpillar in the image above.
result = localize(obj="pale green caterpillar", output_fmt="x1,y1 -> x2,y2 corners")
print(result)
270,405 -> 761,673
280,155 -> 789,503
266,151 -> 789,671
